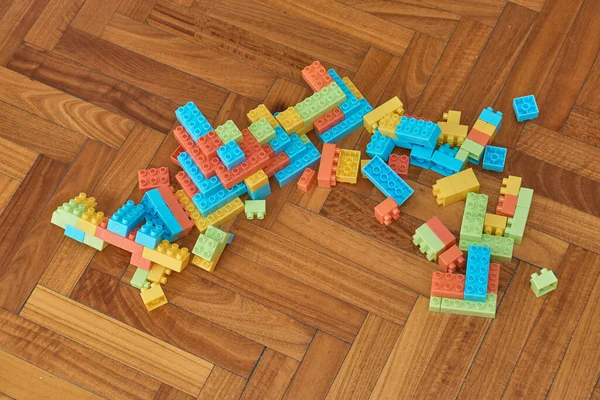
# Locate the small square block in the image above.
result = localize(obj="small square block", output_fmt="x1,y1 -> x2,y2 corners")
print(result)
482,146 -> 507,172
513,95 -> 539,122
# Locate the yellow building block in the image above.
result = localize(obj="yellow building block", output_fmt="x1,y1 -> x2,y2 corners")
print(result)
76,208 -> 105,235
147,263 -> 172,285
192,251 -> 222,272
74,192 -> 97,209
363,97 -> 404,133
276,107 -> 303,133
297,122 -> 313,135
473,119 -> 497,140
244,170 -> 268,192
140,283 -> 168,311
343,77 -> 364,100
142,241 -> 190,273
437,110 -> 468,147
501,176 -> 522,196
175,191 -> 244,233
361,159 -> 370,178
432,168 -> 480,206
336,149 -> 361,184
377,113 -> 401,138
247,104 -> 278,128
484,213 -> 507,236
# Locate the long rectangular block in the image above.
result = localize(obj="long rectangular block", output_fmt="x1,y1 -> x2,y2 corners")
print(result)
362,156 -> 414,206
176,101 -> 213,141
142,240 -> 190,273
460,193 -> 488,242
275,145 -> 321,187
459,234 -> 514,262
318,143 -> 340,188
363,97 -> 404,133
294,82 -> 346,126
175,190 -> 243,233
464,245 -> 490,302
192,182 -> 247,217
430,150 -> 463,176
320,99 -> 373,143
432,168 -> 480,206
396,117 -> 442,149
440,294 -> 497,318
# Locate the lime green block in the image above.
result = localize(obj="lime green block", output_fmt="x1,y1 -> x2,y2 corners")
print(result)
530,268 -> 557,297
83,233 -> 107,251
205,225 -> 229,245
429,296 -> 442,312
460,192 -> 488,242
517,187 -> 534,210
505,206 -> 529,244
455,148 -> 469,166
193,234 -> 225,262
130,268 -> 150,290
459,234 -> 514,262
216,120 -> 243,143
299,134 -> 311,145
51,211 -> 69,229
248,118 -> 276,146
461,139 -> 485,161
245,200 -> 266,220
294,82 -> 346,125
440,293 -> 497,318
413,224 -> 445,261
52,200 -> 88,229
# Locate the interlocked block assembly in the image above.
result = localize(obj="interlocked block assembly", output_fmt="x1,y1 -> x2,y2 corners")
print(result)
268,127 -> 292,155
147,264 -> 172,285
413,224 -> 445,261
513,95 -> 539,122
140,284 -> 168,311
276,107 -> 304,133
215,130 -> 270,189
530,268 -> 557,297
320,99 -> 373,143
193,233 -> 226,262
217,141 -> 246,170
363,156 -> 414,206
505,187 -> 533,244
460,138 -> 485,164
174,126 -> 221,179
65,224 -> 85,242
131,252 -> 151,270
377,113 -> 401,138
248,118 -> 277,146
193,182 -> 246,217
501,175 -> 522,196
244,170 -> 268,192
342,77 -> 363,100
247,104 -> 278,128
466,128 -> 491,147
176,190 -> 243,233
336,149 -> 361,184
302,61 -> 333,91
460,234 -> 514,262
437,143 -> 458,157
374,197 -> 400,226
460,193 -> 488,242
464,245 -> 490,302
438,245 -> 465,273
482,146 -> 507,172
245,200 -> 266,220
439,294 -> 496,318
484,213 -> 507,236
138,167 -> 170,193
216,120 -> 243,144
275,145 -> 321,187
76,208 -> 104,235
314,108 -> 344,134
426,216 -> 455,252
327,68 -> 359,115
432,168 -> 480,206
197,131 -> 224,158
298,168 -> 316,192
363,97 -> 404,133
396,117 -> 442,149
131,268 -> 150,290
431,272 -> 465,299
366,131 -> 394,161
96,218 -> 143,254
178,152 -> 222,195
83,232 -> 107,251
294,82 -> 345,125
284,134 -> 309,162
496,194 -> 518,217
175,170 -> 199,198
247,181 -> 271,200
410,146 -> 434,169
479,107 -> 503,128
142,240 -> 190,273
135,221 -> 165,249
388,154 -> 409,178
176,101 -> 213,141
437,110 -> 468,147
264,153 -> 290,178
170,146 -> 183,166
488,263 -> 500,294
430,150 -> 462,176
107,200 -> 145,237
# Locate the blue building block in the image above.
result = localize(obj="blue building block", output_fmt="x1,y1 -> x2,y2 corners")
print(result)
464,245 -> 491,302
513,95 -> 538,122
430,150 -> 463,176
248,181 -> 271,200
142,189 -> 183,241
362,156 -> 414,206
366,131 -> 394,161
284,134 -> 308,162
482,146 -> 507,172
217,141 -> 246,170
65,224 -> 85,242
192,182 -> 247,217
177,152 -> 221,195
479,107 -> 503,128
410,145 -> 434,168
391,135 -> 413,149
175,101 -> 214,141
275,147 -> 321,187
135,221 -> 165,248
328,68 -> 359,114
396,117 -> 441,149
268,127 -> 292,155
437,143 -> 459,157
107,200 -> 145,237
227,233 -> 234,244
320,99 -> 373,143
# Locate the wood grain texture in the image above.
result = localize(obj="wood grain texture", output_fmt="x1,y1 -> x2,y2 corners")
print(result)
0,174 -> 20,216
0,136 -> 37,180
24,0 -> 84,50
351,47 -> 400,107
421,0 -> 505,26
117,0 -> 157,21
0,0 -> 48,65
563,106 -> 600,147
197,367 -> 246,400
241,348 -> 298,400
578,55 -> 600,113
509,0 -> 546,12
70,0 -> 121,36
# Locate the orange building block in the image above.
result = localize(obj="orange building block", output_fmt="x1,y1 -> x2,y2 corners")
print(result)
314,108 -> 344,134
298,168 -> 316,192
302,61 -> 334,92
374,197 -> 400,226
263,144 -> 275,159
174,125 -> 222,178
496,194 -> 518,217
170,145 -> 184,166
438,245 -> 465,273
387,154 -> 409,179
431,272 -> 465,299
426,216 -> 456,250
131,252 -> 152,270
264,153 -> 290,177
317,143 -> 340,188
488,262 -> 500,294
95,218 -> 143,254
138,167 -> 170,193
196,130 -> 223,158
157,186 -> 194,236
466,128 -> 491,147
175,170 -> 199,198
215,130 -> 270,189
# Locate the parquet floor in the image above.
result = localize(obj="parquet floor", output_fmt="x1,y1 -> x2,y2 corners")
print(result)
0,0 -> 599,398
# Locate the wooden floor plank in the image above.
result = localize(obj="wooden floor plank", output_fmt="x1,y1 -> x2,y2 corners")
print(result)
351,47 -> 400,108
263,78 -> 308,112
241,348 -> 299,400
0,137 -> 38,181
284,331 -> 350,400
117,0 -> 157,21
0,174 -> 19,216
23,0 -> 84,50
197,367 -> 247,400
70,0 -> 121,36
0,0 -> 48,66
563,106 -> 600,148
420,0 -> 505,27
509,0 -> 546,12
577,55 -> 600,113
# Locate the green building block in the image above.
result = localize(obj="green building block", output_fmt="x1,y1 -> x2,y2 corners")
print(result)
455,148 -> 469,166
248,118 -> 276,146
215,120 -> 243,143
517,187 -> 534,209
299,134 -> 311,145
83,233 -> 107,251
193,234 -> 225,262
440,293 -> 497,318
52,200 -> 88,229
205,225 -> 229,245
460,139 -> 485,162
429,296 -> 442,312
505,206 -> 529,244
245,200 -> 266,220
459,234 -> 514,262
413,224 -> 445,261
294,82 -> 345,125
530,268 -> 557,297
460,193 -> 488,242
130,268 -> 151,290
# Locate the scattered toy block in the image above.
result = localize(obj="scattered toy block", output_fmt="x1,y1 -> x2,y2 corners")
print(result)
366,131 -> 394,161
140,283 -> 168,311
414,224 -> 445,261
96,218 -> 143,254
430,150 -> 463,176
298,168 -> 316,192
439,294 -> 496,318
247,104 -> 278,128
363,156 -> 414,206
496,194 -> 518,217
178,152 -> 222,195
530,268 -> 557,297
193,182 -> 247,217
396,117 -> 441,149
505,205 -> 530,244
363,97 -> 404,133
482,146 -> 507,172
284,134 -> 310,162
438,245 -> 465,273
410,145 -> 434,169
197,130 -> 224,158
130,268 -> 151,290
426,216 -> 455,251
314,108 -> 344,134
107,200 -> 145,237
488,262 -> 500,294
484,213 -> 507,236
217,141 -> 246,170
147,263 -> 172,285
138,167 -> 170,193
192,252 -> 222,272
431,272 -> 465,299
175,170 -> 199,198
275,143 -> 321,187
377,113 -> 401,138
76,208 -> 104,235
464,245 -> 490,302
176,101 -> 213,141
276,107 -> 304,133
216,120 -> 243,143
248,118 -> 277,145
175,190 -> 243,233
135,221 -> 165,249
193,234 -> 226,262
460,193 -> 488,242
374,197 -> 400,226
432,168 -> 480,206
479,107 -> 503,128
244,170 -> 268,192
513,95 -> 539,122
437,110 -> 468,147
245,200 -> 266,220
336,149 -> 361,184
460,138 -> 485,164
320,99 -> 373,143
142,240 -> 190,273
302,61 -> 333,91
387,154 -> 409,179
500,175 -> 522,196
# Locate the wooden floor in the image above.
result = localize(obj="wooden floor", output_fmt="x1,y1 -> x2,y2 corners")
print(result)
0,0 -> 599,398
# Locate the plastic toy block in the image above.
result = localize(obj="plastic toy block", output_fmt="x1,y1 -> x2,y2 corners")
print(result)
374,197 -> 400,226
247,104 -> 278,128
363,156 -> 414,206
431,272 -> 465,299
454,148 -> 469,167
245,200 -> 266,220
284,134 -> 309,162
360,159 -> 370,178
298,168 -> 316,192
175,102 -> 213,141
197,130 -> 224,158
439,294 -> 496,318
140,283 -> 168,311
176,189 -> 243,233
500,176 -> 522,196
414,224 -> 445,261
216,120 -> 243,144
52,199 -> 88,229
437,143 -> 459,157
264,152 -> 291,178
83,232 -> 107,251
263,144 -> 275,159
437,110 -> 468,147
173,126 -> 217,171
299,134 -> 311,145
460,193 -> 488,241
505,205 -> 529,244
130,252 -> 152,270
429,296 -> 442,312
377,113 -> 401,138
134,221 -> 164,249
320,99 -> 373,143
215,138 -> 271,190
409,145 -> 434,169
73,192 -> 97,209
76,208 -> 105,235
217,141 -> 246,170
130,268 -> 151,290
430,150 -> 463,177
314,108 -> 344,134
426,216 -> 455,251
460,234 -> 514,262
530,268 -> 557,297
244,170 -> 268,192
138,167 -> 170,193
248,181 -> 271,200
496,194 -> 518,217
488,263 -> 500,294
464,245 -> 490,302
175,170 -> 199,199
170,145 -> 184,166
276,107 -> 304,133
297,122 -> 314,135
517,187 -> 534,210
302,61 -> 333,91
363,97 -> 404,133
432,168 -> 480,206
484,213 -> 507,236
366,131 -> 394,161
193,181 -> 246,217
268,127 -> 292,155
142,240 -> 190,273
388,154 -> 409,179
227,233 -> 234,244
473,119 -> 497,140
342,76 -> 363,100
193,234 -> 225,262
327,69 -> 358,114
466,128 -> 490,147
177,152 -> 221,194
460,139 -> 485,163
65,224 -> 85,242
438,245 -> 465,273
192,252 -> 221,272
248,118 -> 277,146
275,146 -> 321,187
107,200 -> 145,237
479,107 -> 503,128
336,149 -> 361,184
205,224 -> 230,245
482,146 -> 507,172
147,264 -> 171,285
513,94 -> 539,122
295,82 -> 346,126
96,218 -> 143,254
396,117 -> 442,149
144,188 -> 190,239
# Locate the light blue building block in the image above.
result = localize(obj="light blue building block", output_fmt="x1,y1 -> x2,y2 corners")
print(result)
135,221 -> 165,248
192,182 -> 247,217
142,189 -> 183,241
464,245 -> 491,302
175,101 -> 213,141
513,95 -> 538,122
217,141 -> 246,170
275,147 -> 321,187
410,145 -> 434,168
65,224 -> 85,242
248,181 -> 271,200
362,156 -> 414,206
178,152 -> 221,195
437,143 -> 459,157
320,99 -> 373,143
366,131 -> 394,161
328,68 -> 359,114
391,135 -> 413,149
396,117 -> 441,149
479,107 -> 503,128
284,134 -> 308,162
107,200 -> 145,237
268,126 -> 292,155
430,150 -> 463,176
482,146 -> 507,172
227,233 -> 234,244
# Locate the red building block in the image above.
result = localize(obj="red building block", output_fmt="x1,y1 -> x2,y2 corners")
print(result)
298,168 -> 316,192
438,245 -> 466,273
263,144 -> 275,159
302,61 -> 334,92
138,167 -> 170,193
314,108 -> 344,134
95,218 -> 143,254
374,197 -> 400,226
197,130 -> 223,158
171,146 -> 184,166
175,170 -> 199,198
216,131 -> 271,189
467,128 -> 490,147
488,262 -> 500,293
317,143 -> 340,188
388,154 -> 409,179
174,125 -> 220,178
496,194 -> 518,217
431,272 -> 465,299
426,216 -> 456,251
157,186 -> 194,236
131,252 -> 152,270
264,153 -> 290,178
